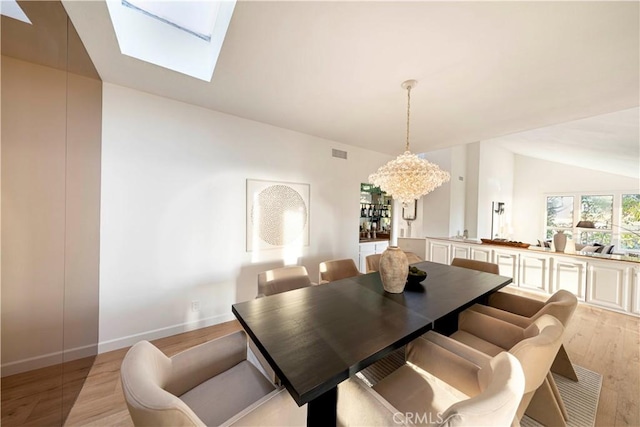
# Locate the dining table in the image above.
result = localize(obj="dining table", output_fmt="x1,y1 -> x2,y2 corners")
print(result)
231,260 -> 512,426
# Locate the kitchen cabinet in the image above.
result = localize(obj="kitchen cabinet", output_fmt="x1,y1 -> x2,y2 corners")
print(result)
358,240 -> 389,273
397,237 -> 639,316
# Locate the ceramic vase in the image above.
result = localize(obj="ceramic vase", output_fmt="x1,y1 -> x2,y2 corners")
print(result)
553,231 -> 567,253
379,246 -> 409,293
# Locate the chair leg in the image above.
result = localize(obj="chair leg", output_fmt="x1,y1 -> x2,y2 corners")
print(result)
547,372 -> 569,421
551,344 -> 578,381
248,339 -> 279,385
525,376 -> 567,427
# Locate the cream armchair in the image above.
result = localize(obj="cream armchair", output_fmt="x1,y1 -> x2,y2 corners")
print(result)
450,258 -> 500,274
450,311 -> 567,427
120,331 -> 306,426
257,265 -> 316,298
468,289 -> 578,381
344,332 -> 525,426
319,258 -> 361,284
254,265 -> 317,383
366,252 -> 423,273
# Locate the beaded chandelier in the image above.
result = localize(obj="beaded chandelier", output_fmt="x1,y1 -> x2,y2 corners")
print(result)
369,80 -> 450,206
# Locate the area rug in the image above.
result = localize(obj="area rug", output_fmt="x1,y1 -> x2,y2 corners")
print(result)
357,348 -> 602,427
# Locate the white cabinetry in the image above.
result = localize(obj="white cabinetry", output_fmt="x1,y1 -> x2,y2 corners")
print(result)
409,237 -> 639,316
494,249 -> 519,284
632,267 -> 640,316
519,253 -> 551,293
470,246 -> 493,263
428,240 -> 450,264
586,260 -> 630,312
450,243 -> 470,260
551,258 -> 587,300
397,238 -> 427,260
358,240 -> 389,273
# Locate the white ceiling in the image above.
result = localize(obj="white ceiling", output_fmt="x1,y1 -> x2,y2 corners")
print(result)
62,1 -> 639,178
488,107 -> 639,178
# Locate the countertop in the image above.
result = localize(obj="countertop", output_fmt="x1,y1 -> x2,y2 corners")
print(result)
426,236 -> 640,264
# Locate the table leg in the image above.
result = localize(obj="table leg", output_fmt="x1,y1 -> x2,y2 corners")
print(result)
434,311 -> 459,336
307,386 -> 337,427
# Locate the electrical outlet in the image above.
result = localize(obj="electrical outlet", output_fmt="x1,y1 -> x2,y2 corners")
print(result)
191,300 -> 201,312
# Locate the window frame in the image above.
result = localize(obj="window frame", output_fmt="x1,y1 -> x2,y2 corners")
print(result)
544,190 -> 640,254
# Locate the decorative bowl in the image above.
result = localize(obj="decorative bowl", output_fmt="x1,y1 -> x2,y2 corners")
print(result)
407,267 -> 427,285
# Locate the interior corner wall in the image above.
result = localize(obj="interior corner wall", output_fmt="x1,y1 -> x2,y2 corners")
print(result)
419,149 -> 454,238
448,145 -> 467,237
512,154 -> 640,245
464,142 -> 480,238
99,83 -> 392,352
476,141 -> 515,239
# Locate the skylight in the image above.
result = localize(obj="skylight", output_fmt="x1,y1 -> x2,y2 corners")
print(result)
0,0 -> 32,24
122,0 -> 219,41
106,0 -> 236,81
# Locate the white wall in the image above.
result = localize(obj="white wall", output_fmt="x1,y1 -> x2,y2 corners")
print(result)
512,155 -> 640,244
477,141 -> 515,239
418,149 -> 452,238
448,145 -> 467,237
99,83 -> 391,352
406,145 -> 469,239
464,142 -> 480,238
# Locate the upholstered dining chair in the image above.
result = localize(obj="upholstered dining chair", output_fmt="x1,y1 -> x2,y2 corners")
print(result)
342,333 -> 525,426
450,257 -> 500,274
319,258 -> 361,284
120,331 -> 306,426
365,252 -> 423,273
257,265 -> 315,298
254,265 -> 317,383
467,289 -> 579,381
404,251 -> 423,265
448,311 -> 567,427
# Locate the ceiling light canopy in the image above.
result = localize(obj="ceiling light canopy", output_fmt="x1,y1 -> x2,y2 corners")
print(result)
369,80 -> 450,206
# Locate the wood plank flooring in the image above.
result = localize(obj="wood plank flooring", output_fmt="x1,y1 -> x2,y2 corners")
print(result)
2,289 -> 639,426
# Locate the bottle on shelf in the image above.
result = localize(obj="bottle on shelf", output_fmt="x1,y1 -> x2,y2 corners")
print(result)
368,204 -> 373,217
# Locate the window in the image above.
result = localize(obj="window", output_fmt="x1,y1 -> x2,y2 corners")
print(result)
578,195 -> 613,244
621,194 -> 640,250
546,196 -> 573,240
545,192 -> 640,254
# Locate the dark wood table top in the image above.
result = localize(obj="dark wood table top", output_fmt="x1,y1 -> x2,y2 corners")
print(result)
232,260 -> 511,406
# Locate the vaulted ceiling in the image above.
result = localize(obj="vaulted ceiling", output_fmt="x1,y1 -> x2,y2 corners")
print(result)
62,1 -> 639,178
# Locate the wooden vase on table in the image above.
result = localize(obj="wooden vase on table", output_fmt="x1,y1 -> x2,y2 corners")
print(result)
379,246 -> 409,293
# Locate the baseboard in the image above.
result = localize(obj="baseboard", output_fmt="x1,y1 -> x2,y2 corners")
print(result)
1,314 -> 236,376
97,312 -> 236,354
1,344 -> 98,377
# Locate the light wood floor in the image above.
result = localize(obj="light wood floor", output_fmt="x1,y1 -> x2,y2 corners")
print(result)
3,289 -> 639,426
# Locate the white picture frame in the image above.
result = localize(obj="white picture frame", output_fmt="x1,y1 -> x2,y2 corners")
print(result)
246,179 -> 310,251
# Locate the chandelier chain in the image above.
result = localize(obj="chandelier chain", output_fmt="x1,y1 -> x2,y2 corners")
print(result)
405,85 -> 411,152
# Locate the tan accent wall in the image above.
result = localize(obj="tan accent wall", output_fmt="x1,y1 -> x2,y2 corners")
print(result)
1,1 -> 102,424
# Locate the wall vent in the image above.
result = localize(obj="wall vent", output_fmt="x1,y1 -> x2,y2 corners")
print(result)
332,149 -> 347,159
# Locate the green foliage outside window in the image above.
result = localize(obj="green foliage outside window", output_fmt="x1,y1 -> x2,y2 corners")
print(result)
621,194 -> 640,250
580,195 -> 613,228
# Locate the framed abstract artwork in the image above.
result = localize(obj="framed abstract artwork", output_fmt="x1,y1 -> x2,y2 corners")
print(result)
246,179 -> 310,251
